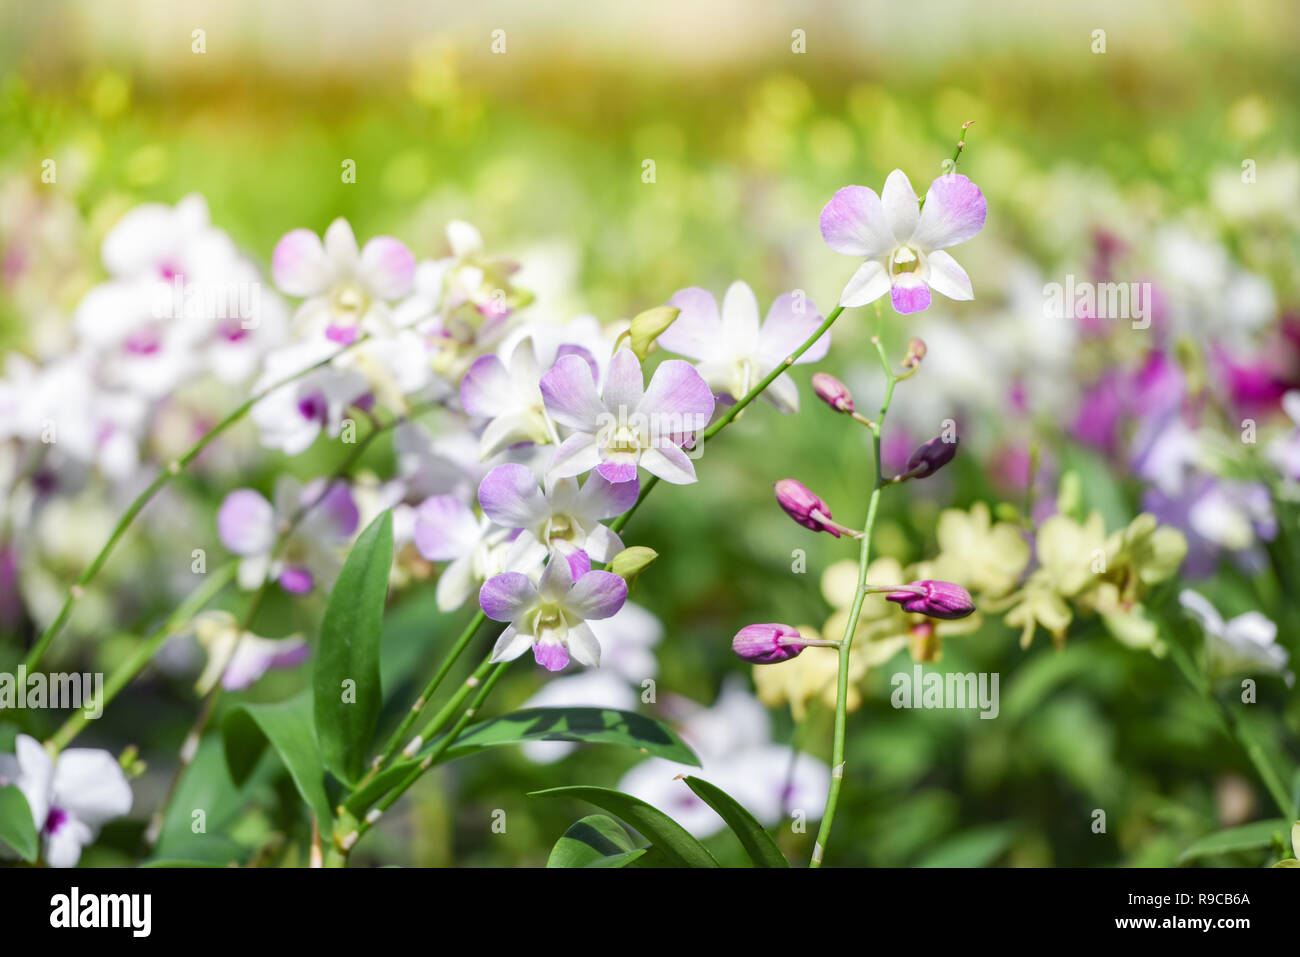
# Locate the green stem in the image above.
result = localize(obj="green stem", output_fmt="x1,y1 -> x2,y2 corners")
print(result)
358,609 -> 487,786
1167,637 -> 1296,818
22,337 -> 369,672
338,655 -> 509,858
46,562 -> 238,753
811,334 -> 897,868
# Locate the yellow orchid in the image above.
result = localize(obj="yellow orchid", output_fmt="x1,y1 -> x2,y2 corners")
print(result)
752,624 -> 866,721
929,502 -> 1030,598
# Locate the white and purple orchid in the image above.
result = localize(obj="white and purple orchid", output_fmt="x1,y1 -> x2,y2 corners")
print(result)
479,556 -> 628,671
477,462 -> 636,564
249,338 -> 371,455
660,281 -> 829,413
1179,590 -> 1292,686
272,218 -> 416,345
821,170 -> 987,314
460,338 -> 562,459
217,478 -> 360,593
189,610 -> 309,694
412,494 -> 548,612
0,734 -> 132,868
539,346 -> 714,485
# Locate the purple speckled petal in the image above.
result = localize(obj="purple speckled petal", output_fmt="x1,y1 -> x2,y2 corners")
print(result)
540,354 -> 606,432
358,236 -> 416,300
479,572 -> 538,622
913,174 -> 987,250
564,570 -> 628,621
659,287 -> 721,360
460,354 -> 512,418
758,293 -> 828,367
602,348 -> 645,414
217,489 -> 274,556
820,185 -> 894,259
890,276 -> 932,315
272,229 -> 333,297
533,642 -> 570,672
413,495 -> 481,561
477,463 -> 548,529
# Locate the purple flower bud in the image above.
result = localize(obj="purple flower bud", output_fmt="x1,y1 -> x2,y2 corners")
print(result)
732,623 -> 806,664
811,372 -> 855,414
886,580 -> 975,620
774,478 -> 840,536
904,435 -> 959,479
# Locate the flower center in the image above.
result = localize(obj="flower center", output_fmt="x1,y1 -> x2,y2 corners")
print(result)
330,280 -> 371,323
890,246 -> 920,276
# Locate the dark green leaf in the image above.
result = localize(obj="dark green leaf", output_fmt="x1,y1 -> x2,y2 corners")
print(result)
223,691 -> 333,831
683,776 -> 788,867
547,813 -> 647,868
0,784 -> 38,862
1178,819 -> 1290,862
344,707 -> 698,817
530,785 -> 718,868
314,510 -> 393,784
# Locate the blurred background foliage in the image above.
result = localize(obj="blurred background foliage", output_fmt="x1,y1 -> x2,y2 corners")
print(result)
1,0 -> 1298,866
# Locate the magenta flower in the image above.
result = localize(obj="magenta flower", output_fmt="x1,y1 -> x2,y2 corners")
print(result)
660,281 -> 829,413
821,170 -> 987,315
480,557 -> 628,671
811,372 -> 855,414
885,581 -> 976,620
539,347 -> 714,485
898,435 -> 959,480
732,623 -> 808,664
774,478 -> 859,538
477,463 -> 638,563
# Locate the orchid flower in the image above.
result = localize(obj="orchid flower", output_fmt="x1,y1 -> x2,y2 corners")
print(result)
539,346 -> 714,485
217,478 -> 360,593
190,610 -> 309,694
249,339 -> 370,455
821,170 -> 987,314
0,734 -> 132,868
660,281 -> 829,413
477,462 -> 637,564
460,338 -> 563,459
272,218 -> 416,345
479,556 -> 628,671
412,494 -> 547,612
1179,589 -> 1293,686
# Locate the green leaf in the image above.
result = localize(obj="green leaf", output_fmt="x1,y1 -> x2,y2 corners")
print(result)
547,813 -> 647,868
314,509 -> 393,784
150,736 -> 269,865
0,784 -> 38,862
344,707 -> 698,816
223,691 -> 333,832
1178,818 -> 1291,862
683,776 -> 788,867
915,824 -> 1017,867
530,785 -> 719,868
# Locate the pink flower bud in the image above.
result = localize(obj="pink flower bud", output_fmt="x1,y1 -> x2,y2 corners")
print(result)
904,435 -> 959,479
886,580 -> 975,620
774,478 -> 840,536
811,372 -> 855,414
732,623 -> 806,664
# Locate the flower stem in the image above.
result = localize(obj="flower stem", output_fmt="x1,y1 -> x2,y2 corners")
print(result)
22,337 -> 369,672
337,655 -> 510,859
358,609 -> 487,786
45,561 -> 238,753
811,333 -> 898,868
